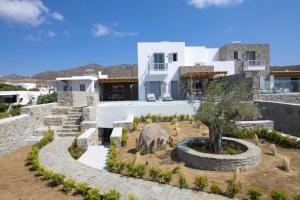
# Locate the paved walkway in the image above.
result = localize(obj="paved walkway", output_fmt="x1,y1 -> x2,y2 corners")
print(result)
78,145 -> 109,170
39,136 -> 229,200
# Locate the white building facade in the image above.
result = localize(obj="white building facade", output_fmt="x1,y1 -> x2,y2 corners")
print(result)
137,42 -> 235,100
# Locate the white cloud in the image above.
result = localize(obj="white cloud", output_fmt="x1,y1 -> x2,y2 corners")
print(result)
47,30 -> 56,37
92,23 -> 138,37
92,24 -> 110,37
0,0 -> 64,26
51,11 -> 63,21
187,0 -> 243,9
24,34 -> 41,42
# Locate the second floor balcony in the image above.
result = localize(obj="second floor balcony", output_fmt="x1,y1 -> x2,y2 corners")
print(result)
244,60 -> 266,71
149,63 -> 168,75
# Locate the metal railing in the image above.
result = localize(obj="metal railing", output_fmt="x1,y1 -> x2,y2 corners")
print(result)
150,63 -> 168,71
245,60 -> 265,68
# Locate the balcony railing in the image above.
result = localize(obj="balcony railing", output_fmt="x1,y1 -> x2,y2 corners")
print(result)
244,60 -> 265,71
150,63 -> 168,71
245,60 -> 265,68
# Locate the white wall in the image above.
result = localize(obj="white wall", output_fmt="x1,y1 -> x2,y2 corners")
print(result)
0,91 -> 48,105
137,42 -> 237,100
57,80 -> 95,92
138,42 -> 186,100
96,101 -> 200,128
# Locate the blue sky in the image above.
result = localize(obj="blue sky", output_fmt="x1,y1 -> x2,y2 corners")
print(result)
0,0 -> 299,76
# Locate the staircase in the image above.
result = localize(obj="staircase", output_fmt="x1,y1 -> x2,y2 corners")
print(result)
58,107 -> 83,136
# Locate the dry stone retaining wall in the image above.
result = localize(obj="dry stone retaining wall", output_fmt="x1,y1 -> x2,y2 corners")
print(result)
0,103 -> 56,155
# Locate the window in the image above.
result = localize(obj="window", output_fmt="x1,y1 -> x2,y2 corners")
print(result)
172,53 -> 178,62
234,51 -> 239,60
80,84 -> 86,91
63,85 -> 68,91
154,53 -> 165,63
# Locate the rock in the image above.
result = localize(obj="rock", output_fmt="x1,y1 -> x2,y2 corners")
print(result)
138,124 -> 169,152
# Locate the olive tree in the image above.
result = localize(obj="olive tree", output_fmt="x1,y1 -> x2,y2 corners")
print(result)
197,80 -> 260,154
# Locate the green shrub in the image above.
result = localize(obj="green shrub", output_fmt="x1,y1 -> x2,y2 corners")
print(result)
127,193 -> 136,200
103,189 -> 120,200
75,182 -> 90,196
37,92 -> 57,104
126,162 -> 136,177
135,164 -> 147,178
210,182 -> 223,195
85,188 -> 100,200
179,114 -> 185,121
248,187 -> 263,200
62,179 -> 76,193
226,178 -> 242,198
149,167 -> 162,182
40,168 -> 53,180
0,104 -> 9,112
48,173 -> 65,187
132,116 -> 139,131
9,104 -> 21,116
30,158 -> 40,171
271,189 -> 288,200
194,176 -> 208,191
172,166 -> 181,174
178,173 -> 189,189
115,162 -> 126,173
68,138 -> 86,160
294,194 -> 300,200
0,83 -> 26,91
121,128 -> 128,147
162,171 -> 173,184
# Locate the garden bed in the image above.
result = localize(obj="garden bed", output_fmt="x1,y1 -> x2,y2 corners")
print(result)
115,121 -> 300,200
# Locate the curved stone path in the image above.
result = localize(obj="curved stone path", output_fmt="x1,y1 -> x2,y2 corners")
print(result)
39,136 -> 230,200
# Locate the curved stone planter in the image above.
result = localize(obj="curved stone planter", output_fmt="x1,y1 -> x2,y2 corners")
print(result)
176,137 -> 261,171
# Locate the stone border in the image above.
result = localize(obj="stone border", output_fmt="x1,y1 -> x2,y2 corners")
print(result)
176,137 -> 261,171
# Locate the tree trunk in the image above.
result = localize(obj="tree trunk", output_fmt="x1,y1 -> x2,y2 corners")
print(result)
208,125 -> 223,154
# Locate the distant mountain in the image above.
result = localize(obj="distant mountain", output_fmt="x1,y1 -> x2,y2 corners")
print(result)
0,73 -> 29,81
271,65 -> 300,71
32,64 -> 137,80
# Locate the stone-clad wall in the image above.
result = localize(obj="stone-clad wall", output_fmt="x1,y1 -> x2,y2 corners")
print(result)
256,100 -> 300,137
58,91 -> 99,107
235,120 -> 274,130
258,93 -> 300,104
0,103 -> 56,155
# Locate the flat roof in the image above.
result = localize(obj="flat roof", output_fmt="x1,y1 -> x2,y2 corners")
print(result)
271,71 -> 300,77
98,77 -> 138,83
56,76 -> 97,81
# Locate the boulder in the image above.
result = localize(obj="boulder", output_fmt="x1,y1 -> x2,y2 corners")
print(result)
138,124 -> 169,152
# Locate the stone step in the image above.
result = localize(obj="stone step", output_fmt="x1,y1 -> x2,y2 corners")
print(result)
51,107 -> 70,115
60,127 -> 80,132
58,132 -> 80,137
67,113 -> 82,117
43,115 -> 63,127
63,122 -> 80,126
70,108 -> 82,112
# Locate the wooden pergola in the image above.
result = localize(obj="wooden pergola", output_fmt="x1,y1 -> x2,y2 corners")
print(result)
180,71 -> 228,79
271,71 -> 300,77
98,77 -> 138,83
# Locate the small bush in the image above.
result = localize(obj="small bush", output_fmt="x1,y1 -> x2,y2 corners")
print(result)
127,193 -> 136,200
149,167 -> 162,182
294,194 -> 300,200
0,104 -> 9,112
271,189 -> 288,200
48,173 -> 65,187
126,162 -> 136,177
226,178 -> 242,198
248,187 -> 263,200
9,104 -> 21,116
146,118 -> 153,124
135,164 -> 147,178
68,138 -> 86,160
103,189 -> 121,200
193,176 -> 208,191
85,188 -> 100,200
210,182 -> 223,195
75,182 -> 90,196
178,173 -> 189,189
62,179 -> 76,193
121,128 -> 128,147
172,166 -> 181,174
40,168 -> 53,180
115,162 -> 126,173
132,117 -> 139,131
37,92 -> 57,104
162,171 -> 173,184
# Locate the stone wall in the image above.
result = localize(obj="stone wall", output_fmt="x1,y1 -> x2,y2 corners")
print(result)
58,91 -> 99,107
258,93 -> 300,104
256,100 -> 300,137
235,120 -> 274,130
0,103 -> 56,155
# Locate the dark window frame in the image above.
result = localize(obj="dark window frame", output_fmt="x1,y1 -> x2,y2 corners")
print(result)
172,53 -> 178,62
234,51 -> 239,60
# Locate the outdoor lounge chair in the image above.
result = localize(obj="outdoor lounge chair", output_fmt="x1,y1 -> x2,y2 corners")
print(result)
162,93 -> 173,101
147,93 -> 156,102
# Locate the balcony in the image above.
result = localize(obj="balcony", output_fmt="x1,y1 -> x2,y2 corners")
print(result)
149,63 -> 168,75
244,60 -> 266,71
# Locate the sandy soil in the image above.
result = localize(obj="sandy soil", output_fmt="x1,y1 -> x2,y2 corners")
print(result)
0,146 -> 81,200
117,122 -> 300,200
